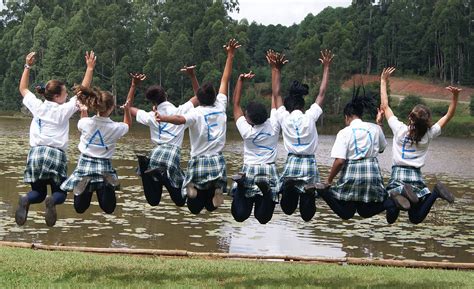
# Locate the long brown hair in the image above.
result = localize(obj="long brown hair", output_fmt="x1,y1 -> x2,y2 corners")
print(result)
407,104 -> 432,144
74,85 -> 115,114
35,80 -> 65,101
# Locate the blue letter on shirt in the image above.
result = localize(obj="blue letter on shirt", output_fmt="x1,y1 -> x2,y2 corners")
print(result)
252,132 -> 274,156
204,112 -> 225,142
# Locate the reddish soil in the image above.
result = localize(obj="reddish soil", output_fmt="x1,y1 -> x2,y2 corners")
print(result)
343,74 -> 473,102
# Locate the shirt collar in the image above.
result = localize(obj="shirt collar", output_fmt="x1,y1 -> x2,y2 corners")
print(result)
349,118 -> 363,126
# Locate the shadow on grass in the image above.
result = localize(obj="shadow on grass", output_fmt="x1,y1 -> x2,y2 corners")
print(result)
56,266 -> 468,288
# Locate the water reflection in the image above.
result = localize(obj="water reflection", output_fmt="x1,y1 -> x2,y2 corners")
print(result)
0,117 -> 473,262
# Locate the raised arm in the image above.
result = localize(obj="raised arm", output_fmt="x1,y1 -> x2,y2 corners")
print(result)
219,38 -> 241,96
19,52 -> 36,97
233,71 -> 255,121
315,49 -> 334,106
122,99 -> 132,128
380,67 -> 396,120
326,158 -> 345,185
81,51 -> 96,88
436,86 -> 461,128
125,73 -> 146,118
155,111 -> 186,125
180,65 -> 200,107
266,50 -> 287,109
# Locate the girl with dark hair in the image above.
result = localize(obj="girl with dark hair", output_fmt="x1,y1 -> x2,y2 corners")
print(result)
230,58 -> 281,224
128,67 -> 199,208
380,67 -> 460,224
305,89 -> 411,220
273,49 -> 334,222
60,77 -> 132,215
15,51 -> 96,227
155,39 -> 241,215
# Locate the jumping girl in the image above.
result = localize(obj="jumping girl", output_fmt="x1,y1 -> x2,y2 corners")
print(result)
60,81 -> 131,214
274,49 -> 334,222
380,67 -> 459,224
230,63 -> 280,224
15,51 -> 96,227
128,67 -> 199,207
155,39 -> 240,214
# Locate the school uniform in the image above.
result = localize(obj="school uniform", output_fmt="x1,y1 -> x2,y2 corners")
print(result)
231,110 -> 281,224
320,118 -> 390,220
136,101 -> 193,206
274,103 -> 322,221
61,116 -> 128,213
385,116 -> 442,223
22,91 -> 78,204
181,93 -> 228,213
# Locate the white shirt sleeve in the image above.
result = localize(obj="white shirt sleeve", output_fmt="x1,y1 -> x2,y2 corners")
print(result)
183,110 -> 199,128
176,100 -> 195,114
330,130 -> 348,159
306,103 -> 323,122
136,109 -> 153,126
215,93 -> 227,110
60,96 -> 79,121
269,109 -> 281,132
236,116 -> 252,139
77,117 -> 90,133
428,123 -> 442,139
275,106 -> 287,125
115,122 -> 129,138
387,116 -> 405,135
22,91 -> 43,116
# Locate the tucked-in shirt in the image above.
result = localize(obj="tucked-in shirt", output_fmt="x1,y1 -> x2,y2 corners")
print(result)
275,103 -> 323,155
136,101 -> 194,146
23,91 -> 78,151
331,119 -> 387,160
388,116 -> 441,168
183,93 -> 227,157
236,109 -> 280,164
77,116 -> 129,159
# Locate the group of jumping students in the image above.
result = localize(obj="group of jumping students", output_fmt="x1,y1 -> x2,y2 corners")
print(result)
15,39 -> 460,228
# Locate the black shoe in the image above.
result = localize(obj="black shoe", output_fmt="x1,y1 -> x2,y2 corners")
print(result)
44,196 -> 57,227
433,181 -> 455,203
103,173 -> 120,190
304,182 -> 329,195
391,193 -> 410,211
15,195 -> 29,226
73,177 -> 91,196
401,183 -> 419,204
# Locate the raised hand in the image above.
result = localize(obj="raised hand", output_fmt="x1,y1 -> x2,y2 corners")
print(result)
180,65 -> 196,75
85,51 -> 96,70
239,71 -> 255,81
381,67 -> 396,81
223,38 -> 241,55
445,86 -> 462,96
319,49 -> 334,66
129,72 -> 146,86
25,52 -> 36,66
266,49 -> 288,70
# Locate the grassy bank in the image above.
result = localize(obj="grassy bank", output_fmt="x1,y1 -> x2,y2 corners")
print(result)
0,247 -> 473,288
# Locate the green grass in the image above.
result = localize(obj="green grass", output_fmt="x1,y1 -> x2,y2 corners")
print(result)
0,247 -> 473,288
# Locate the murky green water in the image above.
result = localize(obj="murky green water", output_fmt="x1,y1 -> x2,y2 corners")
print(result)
1,117 -> 473,262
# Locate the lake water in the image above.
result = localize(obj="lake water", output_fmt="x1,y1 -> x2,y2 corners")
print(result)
0,117 -> 473,262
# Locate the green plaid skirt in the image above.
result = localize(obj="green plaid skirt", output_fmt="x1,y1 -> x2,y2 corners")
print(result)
61,154 -> 118,192
386,166 -> 430,198
182,154 -> 227,195
148,144 -> 184,189
332,158 -> 386,203
24,146 -> 67,186
280,154 -> 320,194
231,163 -> 280,201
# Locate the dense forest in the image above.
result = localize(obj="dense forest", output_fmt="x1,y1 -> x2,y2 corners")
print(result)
0,0 -> 473,115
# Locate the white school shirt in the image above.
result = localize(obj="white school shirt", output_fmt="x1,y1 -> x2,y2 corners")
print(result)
236,109 -> 280,164
331,119 -> 387,160
275,103 -> 323,155
388,116 -> 441,168
136,101 -> 194,146
183,93 -> 227,157
22,91 -> 78,151
77,116 -> 129,159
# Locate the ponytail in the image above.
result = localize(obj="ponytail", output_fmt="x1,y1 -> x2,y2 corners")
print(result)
75,85 -> 115,114
407,104 -> 432,144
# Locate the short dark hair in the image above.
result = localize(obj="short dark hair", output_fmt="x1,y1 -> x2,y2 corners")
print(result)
343,86 -> 376,118
197,82 -> 216,106
284,80 -> 308,112
145,85 -> 167,105
245,101 -> 268,125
